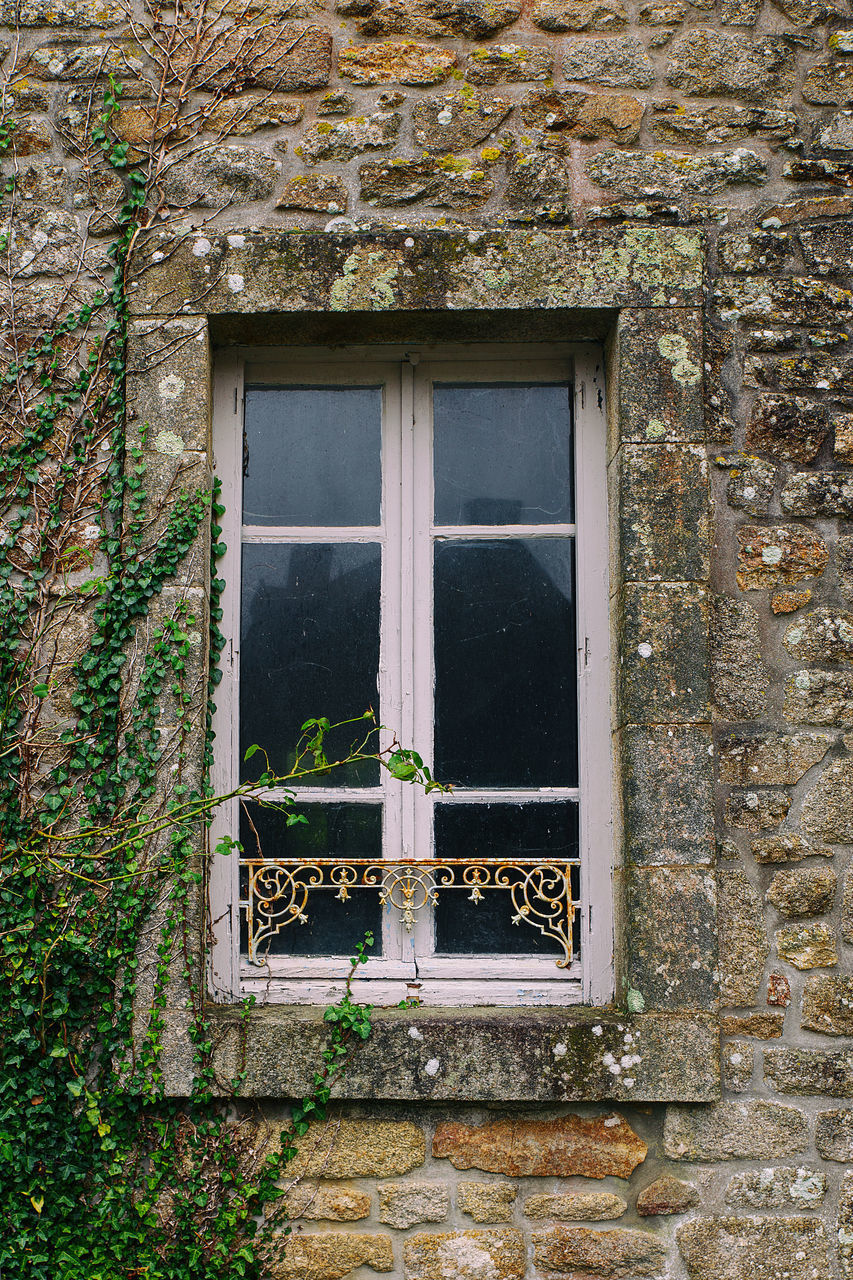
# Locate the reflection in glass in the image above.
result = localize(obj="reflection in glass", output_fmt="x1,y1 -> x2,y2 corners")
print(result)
434,539 -> 577,787
240,543 -> 381,783
243,386 -> 382,526
239,802 -> 382,955
433,383 -> 573,525
434,802 -> 578,954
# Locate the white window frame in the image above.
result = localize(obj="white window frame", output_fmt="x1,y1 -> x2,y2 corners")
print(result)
209,342 -> 613,1007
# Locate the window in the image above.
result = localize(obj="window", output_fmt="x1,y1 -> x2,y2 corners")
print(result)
210,344 -> 612,1007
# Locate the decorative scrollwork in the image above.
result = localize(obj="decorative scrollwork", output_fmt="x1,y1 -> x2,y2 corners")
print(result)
243,858 -> 579,968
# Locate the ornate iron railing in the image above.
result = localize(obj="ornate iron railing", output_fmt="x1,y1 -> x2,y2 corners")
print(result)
242,858 -> 580,967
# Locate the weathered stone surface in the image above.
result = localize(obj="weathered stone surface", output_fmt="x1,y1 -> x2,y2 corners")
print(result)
587,148 -> 765,198
785,672 -> 853,729
347,0 -> 521,37
667,30 -> 795,102
287,1119 -> 425,1179
318,91 -> 355,115
816,1110 -> 853,1161
843,868 -> 853,944
413,92 -> 511,152
532,1226 -> 665,1276
619,445 -> 708,581
725,1166 -> 827,1208
5,117 -> 51,155
723,1041 -> 754,1092
720,733 -> 831,786
678,1217 -> 830,1280
772,589 -> 812,614
521,88 -> 643,143
766,1048 -> 853,1097
629,867 -> 718,1011
299,112 -> 400,162
618,309 -> 705,443
737,525 -> 828,590
785,610 -> 853,665
378,1181 -> 449,1228
718,869 -> 769,1006
404,1230 -> 524,1280
622,725 -> 713,865
722,1013 -> 784,1038
532,0 -> 626,28
820,110 -> 853,150
504,148 -> 572,222
1,0 -> 121,22
711,596 -> 768,720
665,1101 -> 809,1160
339,41 -> 456,84
804,63 -> 853,106
205,95 -> 304,135
746,395 -> 829,464
839,1172 -> 853,1280
717,277 -> 853,328
432,1114 -> 647,1178
748,353 -> 849,394
803,975 -> 853,1036
276,174 -> 348,214
161,145 -> 280,207
562,36 -> 654,86
621,584 -> 708,723
465,44 -> 552,83
457,1182 -> 516,1223
17,41 -> 143,81
834,415 -> 853,464
175,24 -> 331,91
776,922 -> 837,970
653,103 -> 798,147
357,157 -> 493,209
772,0 -> 847,19
9,163 -> 66,206
718,231 -> 792,276
768,971 -> 792,1005
725,789 -> 790,832
270,1232 -> 393,1280
766,867 -> 836,917
719,453 -> 775,516
0,205 -> 81,277
636,1175 -> 699,1216
799,227 -> 853,278
524,1192 -> 627,1221
803,757 -> 853,837
285,1184 -> 372,1221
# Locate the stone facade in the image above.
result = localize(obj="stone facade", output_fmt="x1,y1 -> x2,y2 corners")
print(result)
4,0 -> 853,1269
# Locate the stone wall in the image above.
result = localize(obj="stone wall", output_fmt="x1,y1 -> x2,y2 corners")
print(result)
4,0 -> 853,1270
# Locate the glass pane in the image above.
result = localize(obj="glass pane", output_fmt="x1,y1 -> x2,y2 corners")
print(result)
434,802 -> 578,955
434,539 -> 577,787
243,386 -> 382,526
240,543 -> 381,784
240,801 -> 382,956
433,383 -> 573,525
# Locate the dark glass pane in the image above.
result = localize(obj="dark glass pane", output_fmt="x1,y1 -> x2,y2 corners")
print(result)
434,801 -> 578,955
240,543 -> 381,784
434,539 -> 577,786
433,383 -> 573,526
243,386 -> 382,526
239,802 -> 382,956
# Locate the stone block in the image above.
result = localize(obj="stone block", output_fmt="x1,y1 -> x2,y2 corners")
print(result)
286,1119 -> 425,1179
504,148 -> 572,223
521,88 -> 643,144
173,24 -> 331,91
803,975 -> 853,1035
782,471 -> 853,518
524,1192 -> 627,1220
413,92 -> 512,153
276,175 -> 348,214
285,1183 -> 372,1220
816,1110 -> 853,1161
725,789 -> 790,832
269,1232 -> 393,1280
710,596 -> 768,720
636,1175 -> 699,1216
128,320 -> 210,457
843,868 -> 853,943
736,525 -> 828,590
622,724 -> 713,865
772,588 -> 812,614
667,30 -> 795,101
746,394 -> 829,463
619,445 -> 708,582
464,45 -> 553,83
378,1181 -> 449,1228
0,0 -> 121,22
723,1042 -> 754,1091
776,922 -> 837,969
664,1100 -> 809,1160
719,732 -> 832,786
653,103 -> 798,146
532,0 -> 626,28
561,36 -> 654,86
721,1012 -> 784,1037
339,40 -> 456,84
532,1226 -> 665,1276
620,584 -> 708,725
804,63 -> 853,106
678,1217 -> 830,1279
767,972 -> 792,1005
161,145 -> 280,208
766,867 -> 836,917
587,149 -> 766,198
718,869 -> 769,1006
432,1113 -> 647,1178
298,112 -> 400,163
803,757 -> 853,837
721,454 -> 775,517
347,0 -> 521,37
784,609 -> 853,665
628,867 -> 718,1011
617,308 -> 704,445
205,95 -> 304,136
765,1048 -> 853,1096
725,1166 -> 827,1209
457,1182 -> 516,1223
403,1230 -> 524,1280
799,225 -> 853,276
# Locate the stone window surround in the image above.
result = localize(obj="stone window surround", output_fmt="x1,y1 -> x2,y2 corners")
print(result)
131,226 -> 719,1102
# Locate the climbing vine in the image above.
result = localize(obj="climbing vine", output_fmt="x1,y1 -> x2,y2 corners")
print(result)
0,37 -> 439,1279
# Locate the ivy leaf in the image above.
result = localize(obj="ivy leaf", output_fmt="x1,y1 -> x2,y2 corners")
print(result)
33,684 -> 49,697
30,1195 -> 44,1215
